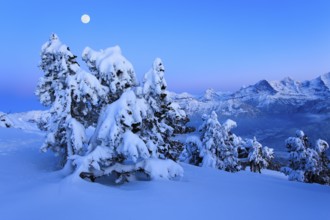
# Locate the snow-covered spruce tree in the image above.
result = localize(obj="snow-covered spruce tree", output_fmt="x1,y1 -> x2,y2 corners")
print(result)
36,34 -> 66,106
142,58 -> 190,160
281,130 -> 329,184
179,136 -> 203,166
246,137 -> 274,173
73,90 -> 183,183
281,130 -> 310,182
199,111 -> 240,172
82,46 -> 137,104
36,34 -> 108,166
314,139 -> 330,184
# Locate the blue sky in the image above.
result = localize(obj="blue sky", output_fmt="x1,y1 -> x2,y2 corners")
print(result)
0,0 -> 330,112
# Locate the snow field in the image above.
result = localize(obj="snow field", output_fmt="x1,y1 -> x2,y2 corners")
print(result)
1,127 -> 329,220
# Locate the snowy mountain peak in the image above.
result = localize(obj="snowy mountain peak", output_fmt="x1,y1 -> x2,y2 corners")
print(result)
281,76 -> 294,83
201,88 -> 219,101
233,79 -> 277,99
254,80 -> 277,94
319,72 -> 330,89
302,75 -> 330,95
270,77 -> 301,94
279,77 -> 298,88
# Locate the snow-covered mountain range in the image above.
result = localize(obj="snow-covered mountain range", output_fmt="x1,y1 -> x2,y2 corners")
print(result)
171,72 -> 330,116
169,73 -> 330,154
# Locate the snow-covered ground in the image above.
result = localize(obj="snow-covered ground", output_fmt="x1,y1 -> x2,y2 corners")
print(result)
1,127 -> 329,220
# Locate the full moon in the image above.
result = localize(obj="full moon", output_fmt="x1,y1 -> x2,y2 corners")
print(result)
81,14 -> 90,24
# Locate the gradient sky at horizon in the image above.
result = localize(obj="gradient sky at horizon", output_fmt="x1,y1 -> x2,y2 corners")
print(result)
0,0 -> 330,112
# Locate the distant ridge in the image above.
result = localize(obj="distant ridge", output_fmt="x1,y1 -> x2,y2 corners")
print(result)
171,72 -> 330,116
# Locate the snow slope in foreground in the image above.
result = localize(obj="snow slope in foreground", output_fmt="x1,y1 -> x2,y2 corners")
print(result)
0,127 -> 329,220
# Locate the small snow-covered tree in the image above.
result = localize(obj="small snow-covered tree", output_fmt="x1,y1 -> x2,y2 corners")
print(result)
36,34 -> 83,106
199,111 -> 240,172
281,130 -> 329,184
36,34 -> 81,164
36,34 -> 107,166
82,46 -> 137,104
142,58 -> 190,160
246,137 -> 274,173
313,139 -> 329,184
179,136 -> 203,165
314,139 -> 330,184
221,119 -> 243,172
281,130 -> 311,182
74,90 -> 183,183
142,58 -> 172,159
262,146 -> 275,167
